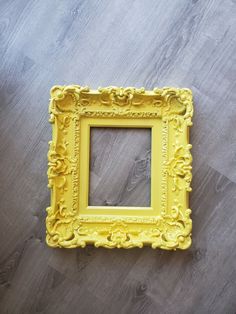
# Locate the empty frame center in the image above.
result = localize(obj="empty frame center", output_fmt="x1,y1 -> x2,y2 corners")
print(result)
89,127 -> 151,207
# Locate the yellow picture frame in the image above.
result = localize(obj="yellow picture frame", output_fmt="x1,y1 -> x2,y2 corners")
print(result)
46,85 -> 193,250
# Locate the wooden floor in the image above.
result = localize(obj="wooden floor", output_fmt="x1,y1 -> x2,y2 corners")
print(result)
1,1 -> 236,313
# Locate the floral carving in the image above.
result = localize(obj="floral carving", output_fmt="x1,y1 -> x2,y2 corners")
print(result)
167,144 -> 192,192
48,85 -> 193,123
58,116 -> 71,134
47,140 -> 71,190
46,85 -> 193,250
94,222 -> 137,249
98,86 -> 145,107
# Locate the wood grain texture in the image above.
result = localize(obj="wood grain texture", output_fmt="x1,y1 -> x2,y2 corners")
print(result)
0,0 -> 236,313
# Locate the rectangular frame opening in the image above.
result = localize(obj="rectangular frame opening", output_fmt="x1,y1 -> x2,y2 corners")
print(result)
89,127 -> 151,207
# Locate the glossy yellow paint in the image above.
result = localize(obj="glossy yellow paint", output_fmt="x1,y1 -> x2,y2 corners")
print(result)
46,86 -> 193,250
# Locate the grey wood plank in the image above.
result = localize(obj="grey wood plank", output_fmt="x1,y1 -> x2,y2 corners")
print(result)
0,0 -> 236,313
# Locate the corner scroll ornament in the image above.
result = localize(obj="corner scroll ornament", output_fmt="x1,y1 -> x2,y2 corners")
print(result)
153,87 -> 193,130
46,85 -> 193,250
49,85 -> 90,118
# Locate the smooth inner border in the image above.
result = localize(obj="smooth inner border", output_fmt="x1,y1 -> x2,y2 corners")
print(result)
79,118 -> 162,217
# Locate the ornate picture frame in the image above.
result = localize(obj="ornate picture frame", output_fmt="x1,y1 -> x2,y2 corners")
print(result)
46,85 -> 193,250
